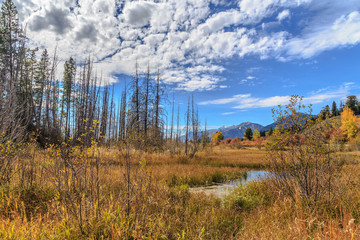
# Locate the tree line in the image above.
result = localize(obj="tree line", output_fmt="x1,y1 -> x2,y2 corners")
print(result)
0,0 -> 203,154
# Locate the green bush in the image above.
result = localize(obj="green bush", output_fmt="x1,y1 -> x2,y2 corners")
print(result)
227,181 -> 273,211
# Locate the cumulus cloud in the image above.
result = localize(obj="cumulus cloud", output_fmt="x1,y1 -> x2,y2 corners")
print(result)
8,0 -> 360,91
75,22 -> 98,42
30,7 -> 73,34
123,1 -> 156,27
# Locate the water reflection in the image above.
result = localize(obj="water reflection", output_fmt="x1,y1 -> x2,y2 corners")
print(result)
190,170 -> 268,198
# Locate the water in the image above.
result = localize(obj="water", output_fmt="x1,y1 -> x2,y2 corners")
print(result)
189,170 -> 268,198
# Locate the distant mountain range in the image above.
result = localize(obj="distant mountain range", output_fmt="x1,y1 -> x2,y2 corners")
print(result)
180,113 -> 312,140
205,113 -> 314,139
206,121 -> 277,139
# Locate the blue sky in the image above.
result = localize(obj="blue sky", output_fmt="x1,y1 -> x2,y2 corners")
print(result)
11,0 -> 360,128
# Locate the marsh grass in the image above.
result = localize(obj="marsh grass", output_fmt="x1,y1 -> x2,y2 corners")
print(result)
0,142 -> 359,239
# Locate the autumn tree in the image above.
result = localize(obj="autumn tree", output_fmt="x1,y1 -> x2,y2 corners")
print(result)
253,129 -> 261,140
211,131 -> 224,143
341,105 -> 359,139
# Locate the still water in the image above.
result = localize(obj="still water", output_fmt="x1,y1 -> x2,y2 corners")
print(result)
189,170 -> 268,198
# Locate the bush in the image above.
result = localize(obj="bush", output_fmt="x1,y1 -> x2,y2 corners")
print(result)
226,181 -> 273,211
230,137 -> 241,144
267,95 -> 343,208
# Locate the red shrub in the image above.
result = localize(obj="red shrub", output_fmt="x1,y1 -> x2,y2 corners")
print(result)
230,137 -> 241,144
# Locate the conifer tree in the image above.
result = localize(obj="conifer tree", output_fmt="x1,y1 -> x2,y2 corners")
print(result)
33,49 -> 50,129
331,101 -> 338,116
61,57 -> 76,142
244,127 -> 253,140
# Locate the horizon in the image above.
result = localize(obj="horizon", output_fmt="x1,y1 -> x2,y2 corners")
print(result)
9,0 -> 360,127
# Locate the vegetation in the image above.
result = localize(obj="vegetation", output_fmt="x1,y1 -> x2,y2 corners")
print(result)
268,95 -> 343,206
211,131 -> 224,143
341,105 -> 360,139
243,127 -> 253,140
253,129 -> 261,140
1,1 -> 360,239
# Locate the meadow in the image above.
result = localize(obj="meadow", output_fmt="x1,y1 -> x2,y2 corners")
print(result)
0,140 -> 359,239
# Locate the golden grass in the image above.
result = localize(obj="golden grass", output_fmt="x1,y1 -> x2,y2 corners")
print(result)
195,147 -> 267,168
0,143 -> 359,239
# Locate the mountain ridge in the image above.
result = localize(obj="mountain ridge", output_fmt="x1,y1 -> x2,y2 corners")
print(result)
206,121 -> 276,139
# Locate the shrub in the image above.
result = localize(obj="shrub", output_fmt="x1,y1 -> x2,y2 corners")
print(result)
230,137 -> 241,144
267,95 -> 343,207
226,181 -> 273,211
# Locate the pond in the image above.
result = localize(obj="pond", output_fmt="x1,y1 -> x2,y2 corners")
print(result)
189,170 -> 269,198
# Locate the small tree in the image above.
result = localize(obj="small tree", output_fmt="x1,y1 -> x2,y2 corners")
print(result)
331,101 -> 338,116
253,129 -> 260,140
243,128 -> 253,140
267,95 -> 343,207
318,105 -> 330,120
211,131 -> 224,143
265,127 -> 273,136
341,105 -> 359,139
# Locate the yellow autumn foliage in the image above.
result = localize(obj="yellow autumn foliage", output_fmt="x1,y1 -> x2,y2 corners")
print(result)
341,105 -> 359,139
211,131 -> 224,142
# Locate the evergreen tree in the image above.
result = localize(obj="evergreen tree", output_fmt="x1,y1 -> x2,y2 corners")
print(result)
61,57 -> 76,142
318,105 -> 330,120
346,95 -> 359,115
0,0 -> 29,142
331,101 -> 338,116
33,49 -> 50,129
243,127 -> 253,140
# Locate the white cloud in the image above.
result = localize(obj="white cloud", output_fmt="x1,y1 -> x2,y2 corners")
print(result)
277,9 -> 290,21
221,112 -> 236,115
283,11 -> 360,59
123,1 -> 156,27
7,0 -> 360,91
199,94 -> 251,105
239,0 -> 311,24
199,83 -> 352,109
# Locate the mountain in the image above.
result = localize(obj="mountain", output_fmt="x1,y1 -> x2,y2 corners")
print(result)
205,113 -> 313,139
207,122 -> 267,139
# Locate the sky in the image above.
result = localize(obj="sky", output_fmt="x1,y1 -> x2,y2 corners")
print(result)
9,0 -> 360,128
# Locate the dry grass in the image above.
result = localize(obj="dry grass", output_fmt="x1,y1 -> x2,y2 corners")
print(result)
196,147 -> 267,168
0,143 -> 359,239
